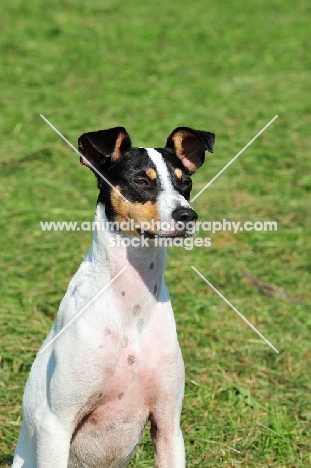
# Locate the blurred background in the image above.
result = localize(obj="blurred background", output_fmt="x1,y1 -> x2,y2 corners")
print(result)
0,0 -> 310,466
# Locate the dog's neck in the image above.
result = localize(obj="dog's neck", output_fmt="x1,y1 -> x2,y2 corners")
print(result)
86,203 -> 168,301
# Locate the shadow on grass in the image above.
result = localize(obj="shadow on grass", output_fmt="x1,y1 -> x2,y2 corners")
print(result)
0,456 -> 13,468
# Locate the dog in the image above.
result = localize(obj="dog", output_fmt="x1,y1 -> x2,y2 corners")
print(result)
12,126 -> 215,468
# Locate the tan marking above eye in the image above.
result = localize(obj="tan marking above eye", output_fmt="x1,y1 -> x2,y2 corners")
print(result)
174,168 -> 183,179
145,168 -> 157,180
110,185 -> 160,235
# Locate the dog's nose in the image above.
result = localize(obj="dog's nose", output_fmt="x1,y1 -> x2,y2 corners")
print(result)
172,207 -> 198,223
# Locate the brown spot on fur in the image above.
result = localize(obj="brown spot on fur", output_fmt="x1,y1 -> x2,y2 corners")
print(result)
105,423 -> 117,432
127,355 -> 136,365
145,168 -> 157,180
133,304 -> 141,316
121,291 -> 125,296
122,335 -> 129,348
118,392 -> 124,400
172,130 -> 206,172
110,186 -> 159,234
174,168 -> 183,179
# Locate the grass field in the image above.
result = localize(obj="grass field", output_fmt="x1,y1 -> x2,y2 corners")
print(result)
0,0 -> 311,466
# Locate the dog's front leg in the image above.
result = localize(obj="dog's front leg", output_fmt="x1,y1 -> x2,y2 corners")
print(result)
150,415 -> 185,468
16,335 -> 103,468
32,398 -> 73,468
13,402 -> 73,468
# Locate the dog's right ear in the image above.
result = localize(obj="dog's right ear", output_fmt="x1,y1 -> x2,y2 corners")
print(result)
78,127 -> 131,173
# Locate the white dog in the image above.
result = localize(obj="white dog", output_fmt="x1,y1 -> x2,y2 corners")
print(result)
12,126 -> 215,467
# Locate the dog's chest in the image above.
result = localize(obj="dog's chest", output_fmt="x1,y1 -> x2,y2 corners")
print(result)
88,341 -> 169,424
70,288 -> 180,465
94,294 -> 176,405
82,263 -> 177,404
68,243 -> 182,464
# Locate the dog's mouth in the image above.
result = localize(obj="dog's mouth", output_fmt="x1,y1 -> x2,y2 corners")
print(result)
136,229 -> 192,239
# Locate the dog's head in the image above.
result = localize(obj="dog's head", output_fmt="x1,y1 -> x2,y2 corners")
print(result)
78,127 -> 215,237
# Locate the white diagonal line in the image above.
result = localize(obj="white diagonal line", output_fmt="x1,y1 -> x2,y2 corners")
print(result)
39,266 -> 128,354
40,114 -> 128,202
191,115 -> 278,202
191,266 -> 279,353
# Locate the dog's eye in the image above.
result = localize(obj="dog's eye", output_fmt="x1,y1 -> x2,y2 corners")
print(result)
134,178 -> 149,187
181,178 -> 192,190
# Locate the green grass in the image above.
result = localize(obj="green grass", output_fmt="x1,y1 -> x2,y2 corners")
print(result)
1,0 -> 311,466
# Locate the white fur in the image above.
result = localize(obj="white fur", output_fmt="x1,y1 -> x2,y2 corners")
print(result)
12,201 -> 186,468
146,148 -> 190,234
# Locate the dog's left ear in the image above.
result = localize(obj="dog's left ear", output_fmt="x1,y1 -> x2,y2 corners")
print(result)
165,127 -> 215,173
78,127 -> 131,173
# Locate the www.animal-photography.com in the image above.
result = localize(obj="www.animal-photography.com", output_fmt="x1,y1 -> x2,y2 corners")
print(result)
0,1 -> 310,467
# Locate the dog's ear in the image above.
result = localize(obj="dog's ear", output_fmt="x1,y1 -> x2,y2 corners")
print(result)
166,127 -> 215,173
78,127 -> 131,173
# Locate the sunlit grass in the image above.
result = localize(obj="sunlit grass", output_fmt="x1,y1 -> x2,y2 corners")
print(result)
1,0 -> 310,466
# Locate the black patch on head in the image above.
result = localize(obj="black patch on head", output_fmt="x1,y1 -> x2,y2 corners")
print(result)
150,262 -> 154,270
154,284 -> 158,295
98,148 -> 162,221
94,147 -> 194,221
78,125 -> 213,223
